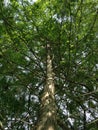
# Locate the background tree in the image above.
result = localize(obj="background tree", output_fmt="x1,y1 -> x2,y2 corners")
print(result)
0,0 -> 98,130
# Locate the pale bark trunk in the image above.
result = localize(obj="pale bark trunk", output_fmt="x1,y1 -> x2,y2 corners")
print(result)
35,44 -> 57,130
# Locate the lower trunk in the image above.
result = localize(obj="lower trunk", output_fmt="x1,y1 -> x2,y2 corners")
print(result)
35,45 -> 57,130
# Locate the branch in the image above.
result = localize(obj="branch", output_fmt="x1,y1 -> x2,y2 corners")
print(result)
57,117 -> 72,130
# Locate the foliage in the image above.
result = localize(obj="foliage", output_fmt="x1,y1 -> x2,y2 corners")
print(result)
0,0 -> 98,130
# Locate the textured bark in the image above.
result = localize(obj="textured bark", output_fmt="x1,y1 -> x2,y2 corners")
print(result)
35,44 -> 57,130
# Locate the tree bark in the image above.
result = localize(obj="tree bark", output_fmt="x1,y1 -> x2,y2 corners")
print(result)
35,43 -> 57,130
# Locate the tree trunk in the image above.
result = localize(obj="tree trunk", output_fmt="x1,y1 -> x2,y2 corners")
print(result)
35,43 -> 57,130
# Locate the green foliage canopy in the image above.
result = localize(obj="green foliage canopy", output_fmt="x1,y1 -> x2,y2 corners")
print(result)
0,0 -> 98,130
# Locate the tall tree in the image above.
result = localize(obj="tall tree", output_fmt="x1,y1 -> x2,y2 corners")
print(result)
0,0 -> 98,130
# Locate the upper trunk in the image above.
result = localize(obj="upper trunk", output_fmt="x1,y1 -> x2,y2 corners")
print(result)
35,43 -> 57,130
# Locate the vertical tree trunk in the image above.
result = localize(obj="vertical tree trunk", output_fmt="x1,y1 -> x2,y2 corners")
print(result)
35,43 -> 57,130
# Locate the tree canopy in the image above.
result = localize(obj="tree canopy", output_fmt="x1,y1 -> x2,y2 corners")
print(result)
0,0 -> 98,130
